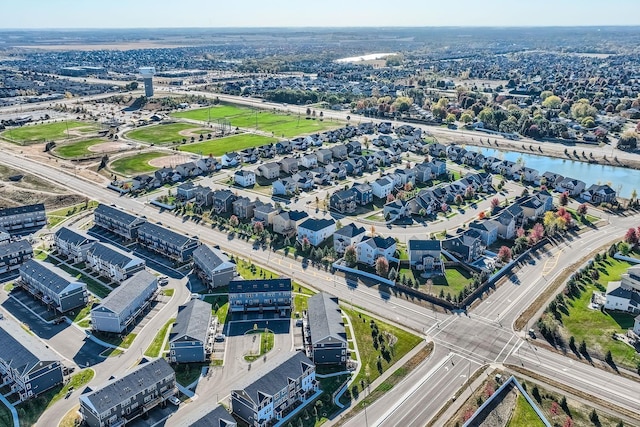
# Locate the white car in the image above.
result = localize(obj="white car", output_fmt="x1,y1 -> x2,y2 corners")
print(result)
168,396 -> 180,406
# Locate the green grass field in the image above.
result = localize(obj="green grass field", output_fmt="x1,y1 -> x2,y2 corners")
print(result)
551,257 -> 640,370
110,152 -> 167,176
54,138 -> 106,158
2,121 -> 98,143
507,394 -> 546,427
341,307 -> 422,400
179,133 -> 276,157
144,318 -> 175,357
125,123 -> 209,144
172,104 -> 340,138
400,266 -> 474,298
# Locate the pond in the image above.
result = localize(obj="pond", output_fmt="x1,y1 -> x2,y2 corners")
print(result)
466,146 -> 639,198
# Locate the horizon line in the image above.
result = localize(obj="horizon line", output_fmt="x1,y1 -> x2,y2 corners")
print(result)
1,24 -> 640,31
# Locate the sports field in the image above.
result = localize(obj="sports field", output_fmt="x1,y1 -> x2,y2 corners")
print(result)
125,123 -> 210,144
110,152 -> 167,176
2,121 -> 99,143
54,138 -> 105,158
171,103 -> 340,138
179,134 -> 276,156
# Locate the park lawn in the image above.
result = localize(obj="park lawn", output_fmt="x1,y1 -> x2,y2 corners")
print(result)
172,104 -> 340,138
204,295 -> 230,323
179,133 -> 276,156
144,317 -> 176,357
125,123 -> 209,144
14,369 -> 94,427
341,307 -> 422,400
70,303 -> 93,324
174,362 -> 206,387
559,257 -> 640,369
54,138 -> 105,158
110,152 -> 167,176
2,120 -> 98,143
53,261 -> 111,298
280,374 -> 351,427
507,394 -> 546,427
94,332 -> 137,349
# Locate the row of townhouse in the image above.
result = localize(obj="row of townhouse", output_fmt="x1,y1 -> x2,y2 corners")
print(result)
118,156 -> 221,193
54,226 -> 145,284
79,358 -> 177,427
18,259 -> 88,313
229,278 -> 292,317
0,203 -> 46,233
192,244 -> 237,290
0,238 -> 33,275
90,270 -> 158,333
169,298 -> 215,363
303,293 -> 348,366
446,145 -> 617,203
0,317 -> 64,402
93,204 -> 200,263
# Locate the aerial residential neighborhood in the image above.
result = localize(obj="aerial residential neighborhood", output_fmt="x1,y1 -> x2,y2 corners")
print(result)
0,10 -> 639,427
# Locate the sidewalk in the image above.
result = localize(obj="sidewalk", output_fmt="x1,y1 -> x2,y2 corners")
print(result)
0,393 -> 19,427
323,339 -> 430,427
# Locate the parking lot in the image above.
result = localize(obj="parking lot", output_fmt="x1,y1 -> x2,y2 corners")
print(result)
6,287 -> 59,322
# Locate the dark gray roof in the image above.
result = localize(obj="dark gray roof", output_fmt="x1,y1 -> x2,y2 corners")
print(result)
408,239 -> 441,251
234,352 -> 314,405
0,239 -> 32,258
95,270 -> 157,315
54,226 -> 97,246
170,299 -> 212,344
19,259 -> 84,295
192,245 -> 234,271
308,293 -> 346,345
0,317 -> 59,377
365,236 -> 396,250
287,210 -> 308,222
80,358 -> 174,415
229,278 -> 291,294
94,204 -> 144,227
87,242 -> 144,269
334,223 -> 366,238
139,222 -> 198,248
299,218 -> 335,232
190,405 -> 237,427
0,203 -> 45,218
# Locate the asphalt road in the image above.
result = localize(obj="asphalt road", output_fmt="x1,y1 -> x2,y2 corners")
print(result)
1,150 -> 640,426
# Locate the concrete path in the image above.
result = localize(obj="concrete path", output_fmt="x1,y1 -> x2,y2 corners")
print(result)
0,393 -> 19,427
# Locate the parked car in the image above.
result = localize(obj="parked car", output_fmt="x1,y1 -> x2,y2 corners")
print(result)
214,333 -> 226,342
168,396 -> 180,406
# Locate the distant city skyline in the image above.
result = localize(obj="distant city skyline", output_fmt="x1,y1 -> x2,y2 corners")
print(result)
3,0 -> 639,29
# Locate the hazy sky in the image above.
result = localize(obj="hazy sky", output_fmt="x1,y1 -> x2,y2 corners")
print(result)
3,0 -> 639,29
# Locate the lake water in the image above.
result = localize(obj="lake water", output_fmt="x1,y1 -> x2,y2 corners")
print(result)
466,146 -> 639,198
335,53 -> 396,63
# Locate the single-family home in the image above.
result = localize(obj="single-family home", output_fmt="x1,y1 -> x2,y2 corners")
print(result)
330,190 -> 357,214
301,154 -> 318,169
468,220 -> 499,246
212,189 -> 237,214
357,236 -> 397,266
279,157 -> 299,174
408,239 -> 443,275
272,210 -> 308,236
604,266 -> 640,314
383,199 -> 410,221
351,183 -> 373,206
253,203 -> 279,225
297,218 -> 336,247
371,177 -> 394,199
330,145 -> 348,160
258,162 -> 281,180
555,177 -> 586,196
234,170 -> 256,187
442,230 -> 484,263
221,152 -> 240,167
315,148 -> 333,164
582,184 -> 617,204
541,171 -> 564,188
272,177 -> 298,196
333,224 -> 366,255
232,197 -> 259,219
